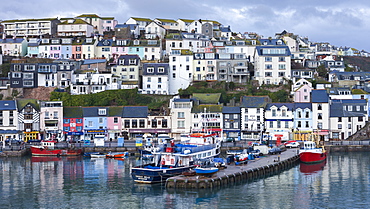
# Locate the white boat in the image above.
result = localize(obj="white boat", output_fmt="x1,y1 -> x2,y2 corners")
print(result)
131,133 -> 221,183
90,153 -> 107,158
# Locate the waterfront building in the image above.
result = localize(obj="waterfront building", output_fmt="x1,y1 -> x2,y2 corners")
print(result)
240,96 -> 270,140
37,63 -> 59,88
265,103 -> 294,142
121,106 -> 149,139
107,106 -> 123,141
193,52 -> 216,81
311,89 -> 330,141
216,54 -> 249,83
82,107 -> 108,142
292,103 -> 313,141
63,106 -> 84,142
329,99 -> 368,140
169,97 -> 193,139
17,99 -> 40,141
26,38 -> 41,57
222,106 -> 241,140
39,101 -> 64,141
0,100 -> 19,142
191,93 -> 223,136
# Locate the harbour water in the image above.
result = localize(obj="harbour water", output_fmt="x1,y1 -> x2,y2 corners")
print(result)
0,152 -> 369,208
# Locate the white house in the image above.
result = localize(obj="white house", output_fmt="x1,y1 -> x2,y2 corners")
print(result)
141,63 -> 170,95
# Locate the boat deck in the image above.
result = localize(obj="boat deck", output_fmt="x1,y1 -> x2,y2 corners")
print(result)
166,148 -> 300,189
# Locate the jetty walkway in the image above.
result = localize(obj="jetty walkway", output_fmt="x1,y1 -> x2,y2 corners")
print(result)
165,148 -> 300,189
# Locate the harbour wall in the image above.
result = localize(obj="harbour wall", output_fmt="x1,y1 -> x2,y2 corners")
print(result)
165,150 -> 300,190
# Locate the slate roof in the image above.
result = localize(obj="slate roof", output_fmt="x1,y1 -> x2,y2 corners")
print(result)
142,63 -> 169,75
82,107 -> 108,117
122,106 -> 148,118
63,106 -> 83,118
330,99 -> 367,117
192,93 -> 221,104
0,38 -> 25,44
240,96 -> 271,108
259,39 -> 285,45
116,54 -> 140,65
293,103 -> 312,110
82,59 -> 106,65
97,39 -> 113,46
0,100 -> 16,110
255,45 -> 291,56
266,103 -> 295,110
311,89 -> 329,103
222,106 -> 240,114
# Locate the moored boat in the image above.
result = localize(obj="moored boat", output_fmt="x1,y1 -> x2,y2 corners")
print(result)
194,167 -> 219,175
299,141 -> 327,164
30,140 -> 82,156
131,133 -> 221,184
106,152 -> 129,158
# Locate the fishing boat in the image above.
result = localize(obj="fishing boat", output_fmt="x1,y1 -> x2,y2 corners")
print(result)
106,152 -> 129,158
194,167 -> 219,175
299,141 -> 327,164
131,133 -> 221,184
30,140 -> 82,156
90,153 -> 107,158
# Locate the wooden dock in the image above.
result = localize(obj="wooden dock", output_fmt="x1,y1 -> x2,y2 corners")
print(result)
165,149 -> 300,189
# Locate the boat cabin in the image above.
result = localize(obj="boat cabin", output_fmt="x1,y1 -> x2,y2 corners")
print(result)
302,141 -> 317,149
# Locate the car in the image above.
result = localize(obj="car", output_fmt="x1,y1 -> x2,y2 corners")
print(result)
225,138 -> 235,142
268,147 -> 282,155
285,142 -> 300,148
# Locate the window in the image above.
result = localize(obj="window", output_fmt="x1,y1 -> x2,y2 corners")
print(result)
147,67 -> 154,73
172,57 -> 176,62
98,109 -> 106,115
269,121 -> 273,128
305,111 -> 309,118
265,64 -> 272,69
278,72 -> 285,77
265,72 -> 272,77
146,84 -> 151,89
318,104 -> 322,110
178,112 -> 185,118
173,73 -> 176,78
277,120 -> 281,128
99,118 -> 103,123
88,121 -> 93,127
177,121 -> 185,128
338,117 -> 342,122
348,124 -> 352,129
265,57 -> 272,62
278,64 -> 286,70
285,121 -> 289,128
158,67 -> 164,73
124,120 -> 130,128
114,117 -> 118,123
272,109 -> 276,117
172,65 -> 176,71
338,124 -> 342,129
147,77 -> 151,82
348,106 -> 352,111
298,111 -> 302,118
318,113 -> 322,120
158,78 -> 162,83
279,57 -> 285,62
359,116 -> 364,122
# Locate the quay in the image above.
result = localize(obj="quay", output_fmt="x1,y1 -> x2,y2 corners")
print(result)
165,149 -> 300,189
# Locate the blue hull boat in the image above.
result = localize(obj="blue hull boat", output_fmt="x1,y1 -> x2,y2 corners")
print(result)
131,165 -> 193,183
194,167 -> 219,175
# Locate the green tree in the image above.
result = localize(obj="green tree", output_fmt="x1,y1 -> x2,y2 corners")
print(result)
316,64 -> 328,78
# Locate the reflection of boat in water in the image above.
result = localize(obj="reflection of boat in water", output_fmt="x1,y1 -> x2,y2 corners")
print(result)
31,156 -> 62,162
30,140 -> 82,156
300,160 -> 326,174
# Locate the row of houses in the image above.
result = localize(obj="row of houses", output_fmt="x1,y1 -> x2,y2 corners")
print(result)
1,83 -> 368,143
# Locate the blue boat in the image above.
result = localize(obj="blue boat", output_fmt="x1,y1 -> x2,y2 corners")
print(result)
194,167 -> 219,175
131,134 -> 221,183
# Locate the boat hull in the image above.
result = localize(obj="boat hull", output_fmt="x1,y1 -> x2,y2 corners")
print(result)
30,146 -> 82,156
131,166 -> 193,184
194,167 -> 219,175
300,152 -> 327,164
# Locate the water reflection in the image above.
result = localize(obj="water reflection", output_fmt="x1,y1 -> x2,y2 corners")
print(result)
1,153 -> 370,208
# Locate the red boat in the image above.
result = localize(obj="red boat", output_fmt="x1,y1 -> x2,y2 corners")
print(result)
105,152 -> 128,158
299,141 -> 327,164
30,140 -> 82,156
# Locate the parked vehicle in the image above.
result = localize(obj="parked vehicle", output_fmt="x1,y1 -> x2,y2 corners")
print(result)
285,142 -> 300,148
268,147 -> 282,155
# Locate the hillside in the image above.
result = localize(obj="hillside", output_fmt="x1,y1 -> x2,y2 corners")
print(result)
342,56 -> 370,71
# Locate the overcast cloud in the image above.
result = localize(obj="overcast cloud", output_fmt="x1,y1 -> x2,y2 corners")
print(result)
2,0 -> 369,50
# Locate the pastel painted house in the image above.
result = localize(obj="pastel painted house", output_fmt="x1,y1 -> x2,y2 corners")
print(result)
107,107 -> 123,140
63,106 -> 84,142
83,107 -> 108,142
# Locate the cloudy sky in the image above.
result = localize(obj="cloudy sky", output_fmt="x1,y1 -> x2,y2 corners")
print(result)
2,0 -> 369,50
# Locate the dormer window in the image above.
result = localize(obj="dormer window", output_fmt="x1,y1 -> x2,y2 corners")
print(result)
158,67 -> 164,73
147,67 -> 154,73
134,40 -> 140,45
129,59 -> 136,65
98,109 -> 106,115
